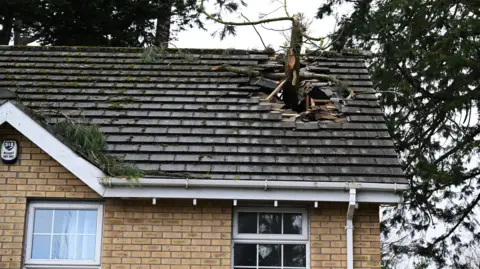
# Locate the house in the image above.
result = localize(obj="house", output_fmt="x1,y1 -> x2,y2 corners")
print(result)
0,46 -> 407,269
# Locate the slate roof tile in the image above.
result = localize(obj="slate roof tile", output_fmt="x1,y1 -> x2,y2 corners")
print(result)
0,46 -> 406,184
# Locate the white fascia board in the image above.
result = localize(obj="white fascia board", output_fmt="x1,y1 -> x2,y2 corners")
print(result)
102,186 -> 403,203
1,102 -> 105,195
0,103 -> 7,123
102,178 -> 407,203
105,177 -> 409,192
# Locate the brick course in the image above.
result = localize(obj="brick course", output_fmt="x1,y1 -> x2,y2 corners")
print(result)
102,199 -> 232,269
0,123 -> 381,269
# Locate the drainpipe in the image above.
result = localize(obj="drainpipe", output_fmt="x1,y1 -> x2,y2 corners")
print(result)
346,188 -> 357,269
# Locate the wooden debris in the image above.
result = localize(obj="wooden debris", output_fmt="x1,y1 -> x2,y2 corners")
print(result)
263,80 -> 287,102
312,99 -> 331,103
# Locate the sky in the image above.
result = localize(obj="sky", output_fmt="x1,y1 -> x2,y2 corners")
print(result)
173,0 -> 351,50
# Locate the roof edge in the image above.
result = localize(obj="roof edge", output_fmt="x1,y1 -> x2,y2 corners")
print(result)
101,178 -> 407,203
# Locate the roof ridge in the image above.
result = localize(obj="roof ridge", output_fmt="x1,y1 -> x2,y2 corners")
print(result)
304,48 -> 372,58
0,45 -> 274,55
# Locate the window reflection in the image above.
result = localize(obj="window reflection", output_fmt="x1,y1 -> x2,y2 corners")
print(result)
258,244 -> 281,266
259,213 -> 281,234
284,245 -> 306,267
284,214 -> 302,234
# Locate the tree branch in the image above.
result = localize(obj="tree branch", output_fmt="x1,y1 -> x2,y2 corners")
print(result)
283,0 -> 290,17
433,125 -> 480,165
241,14 -> 268,50
427,191 -> 480,249
200,0 -> 292,26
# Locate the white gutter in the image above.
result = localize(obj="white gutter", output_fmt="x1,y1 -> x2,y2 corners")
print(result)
103,178 -> 406,191
101,178 -> 406,203
346,188 -> 357,269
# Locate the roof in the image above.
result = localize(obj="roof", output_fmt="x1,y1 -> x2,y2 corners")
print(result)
0,46 -> 405,184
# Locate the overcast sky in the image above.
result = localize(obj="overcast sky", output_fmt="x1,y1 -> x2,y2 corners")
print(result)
174,0 -> 352,50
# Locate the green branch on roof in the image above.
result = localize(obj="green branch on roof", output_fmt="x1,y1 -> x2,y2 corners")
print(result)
53,119 -> 145,179
34,110 -> 212,180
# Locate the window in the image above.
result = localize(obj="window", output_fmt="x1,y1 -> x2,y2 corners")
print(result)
233,208 -> 309,269
25,202 -> 103,268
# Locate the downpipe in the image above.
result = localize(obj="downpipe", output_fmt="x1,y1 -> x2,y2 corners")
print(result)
346,188 -> 357,269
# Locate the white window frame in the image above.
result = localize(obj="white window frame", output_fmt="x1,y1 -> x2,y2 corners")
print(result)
232,207 -> 310,269
233,208 -> 309,241
24,202 -> 103,269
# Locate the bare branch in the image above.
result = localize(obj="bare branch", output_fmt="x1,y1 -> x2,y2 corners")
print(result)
200,0 -> 292,26
241,14 -> 268,50
258,5 -> 284,19
302,33 -> 325,42
260,24 -> 292,32
283,0 -> 290,17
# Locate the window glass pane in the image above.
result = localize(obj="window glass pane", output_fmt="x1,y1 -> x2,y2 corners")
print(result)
33,209 -> 53,233
32,235 -> 51,259
238,212 -> 257,233
283,214 -> 302,234
259,213 -> 281,234
76,235 -> 96,260
283,245 -> 306,267
258,244 -> 281,266
234,244 -> 256,266
77,210 -> 97,234
53,210 -> 77,234
52,235 -> 76,259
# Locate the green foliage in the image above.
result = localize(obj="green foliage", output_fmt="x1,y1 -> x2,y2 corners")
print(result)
1,0 -> 248,46
54,120 -> 144,179
319,0 -> 480,267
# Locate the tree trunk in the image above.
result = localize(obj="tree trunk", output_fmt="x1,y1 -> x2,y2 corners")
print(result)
154,0 -> 172,47
0,16 -> 13,45
289,14 -> 303,86
13,19 -> 22,45
282,14 -> 304,110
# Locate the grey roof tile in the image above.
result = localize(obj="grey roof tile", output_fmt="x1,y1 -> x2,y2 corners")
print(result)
149,154 -> 175,161
1,46 -> 405,184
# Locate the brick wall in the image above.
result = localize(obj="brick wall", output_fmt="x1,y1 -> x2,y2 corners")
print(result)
310,203 -> 381,269
102,199 -> 232,269
1,123 -> 381,269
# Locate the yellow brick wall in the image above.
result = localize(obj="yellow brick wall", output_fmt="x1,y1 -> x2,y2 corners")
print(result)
310,203 -> 381,269
102,199 -> 232,269
1,123 -> 381,269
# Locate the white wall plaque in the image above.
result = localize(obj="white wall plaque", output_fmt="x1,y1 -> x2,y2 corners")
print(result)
1,140 -> 18,164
